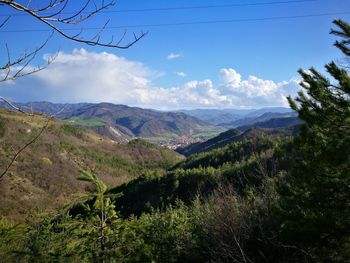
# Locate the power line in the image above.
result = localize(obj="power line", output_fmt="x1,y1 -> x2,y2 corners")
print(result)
0,0 -> 319,17
102,0 -> 319,13
1,11 -> 350,33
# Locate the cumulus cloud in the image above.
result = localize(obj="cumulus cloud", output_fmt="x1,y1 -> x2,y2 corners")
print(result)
175,71 -> 187,77
218,68 -> 300,107
167,52 -> 182,60
0,48 -> 158,104
0,49 -> 301,109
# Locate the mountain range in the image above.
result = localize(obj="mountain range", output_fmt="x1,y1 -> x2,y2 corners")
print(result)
177,113 -> 301,156
179,107 -> 294,125
236,116 -> 302,132
0,102 -> 223,143
0,102 -> 300,148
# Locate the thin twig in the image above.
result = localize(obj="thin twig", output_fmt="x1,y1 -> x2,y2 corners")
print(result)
1,0 -> 147,49
0,101 -> 67,180
0,96 -> 33,115
0,117 -> 52,180
0,32 -> 56,82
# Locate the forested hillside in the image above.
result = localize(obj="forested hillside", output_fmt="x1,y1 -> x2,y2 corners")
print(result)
178,126 -> 299,156
108,136 -> 290,218
0,109 -> 181,222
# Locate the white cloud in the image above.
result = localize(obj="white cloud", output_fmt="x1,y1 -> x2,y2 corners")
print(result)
0,48 -> 158,104
175,71 -> 187,77
167,52 -> 182,60
220,68 -> 241,87
218,68 -> 300,107
0,49 -> 301,109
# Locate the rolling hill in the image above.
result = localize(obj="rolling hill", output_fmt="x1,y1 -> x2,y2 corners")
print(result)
179,109 -> 242,125
236,116 -> 303,131
176,128 -> 241,156
179,107 -> 294,126
218,111 -> 298,128
108,135 -> 291,218
177,126 -> 298,156
0,108 -> 182,222
1,102 -> 223,143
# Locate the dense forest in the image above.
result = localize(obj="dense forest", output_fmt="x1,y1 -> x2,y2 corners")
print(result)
0,19 -> 349,263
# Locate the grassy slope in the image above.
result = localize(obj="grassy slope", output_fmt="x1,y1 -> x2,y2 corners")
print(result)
0,109 -> 182,222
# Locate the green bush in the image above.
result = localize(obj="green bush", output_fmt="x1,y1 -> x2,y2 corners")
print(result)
62,124 -> 84,138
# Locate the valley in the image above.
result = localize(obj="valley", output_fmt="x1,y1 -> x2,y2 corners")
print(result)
0,101 -> 300,149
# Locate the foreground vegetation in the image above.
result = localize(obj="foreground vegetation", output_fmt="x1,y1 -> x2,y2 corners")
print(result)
0,20 -> 349,262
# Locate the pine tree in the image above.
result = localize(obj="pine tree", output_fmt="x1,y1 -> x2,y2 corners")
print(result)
66,170 -> 122,263
277,19 -> 350,262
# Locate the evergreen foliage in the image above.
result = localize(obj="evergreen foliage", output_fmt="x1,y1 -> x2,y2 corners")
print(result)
110,136 -> 288,217
277,19 -> 350,261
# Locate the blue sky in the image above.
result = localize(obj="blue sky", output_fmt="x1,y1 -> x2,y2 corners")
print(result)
0,0 -> 349,109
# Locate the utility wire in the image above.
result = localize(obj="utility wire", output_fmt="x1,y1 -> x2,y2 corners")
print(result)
0,0 -> 319,17
1,11 -> 350,33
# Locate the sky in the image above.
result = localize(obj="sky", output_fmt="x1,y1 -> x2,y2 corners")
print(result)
0,0 -> 349,110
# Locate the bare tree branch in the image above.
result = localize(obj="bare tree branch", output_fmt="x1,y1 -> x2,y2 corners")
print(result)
0,0 -> 147,49
0,0 -> 146,83
0,116 -> 51,180
0,101 -> 68,180
0,96 -> 34,115
0,32 -> 56,82
0,0 -> 146,84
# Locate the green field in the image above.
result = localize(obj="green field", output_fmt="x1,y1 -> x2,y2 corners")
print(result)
143,133 -> 181,143
65,116 -> 105,127
192,125 -> 225,139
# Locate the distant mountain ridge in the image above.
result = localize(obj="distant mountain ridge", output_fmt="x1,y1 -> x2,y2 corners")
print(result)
0,102 -> 298,147
177,115 -> 301,156
177,126 -> 299,156
0,102 -> 222,143
179,109 -> 243,125
179,107 -> 294,125
219,112 -> 299,128
237,116 -> 302,132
